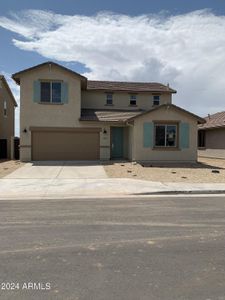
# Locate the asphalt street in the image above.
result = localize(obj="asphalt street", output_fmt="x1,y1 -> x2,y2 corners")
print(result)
0,196 -> 225,300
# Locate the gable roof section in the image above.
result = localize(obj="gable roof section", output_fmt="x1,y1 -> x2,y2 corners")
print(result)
0,75 -> 17,107
80,104 -> 205,124
128,104 -> 205,124
87,80 -> 176,93
198,111 -> 225,130
12,61 -> 87,85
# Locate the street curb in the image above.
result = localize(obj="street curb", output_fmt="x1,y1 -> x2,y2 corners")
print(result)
134,190 -> 225,195
0,190 -> 225,201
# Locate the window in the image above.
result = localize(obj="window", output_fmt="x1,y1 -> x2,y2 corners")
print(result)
106,93 -> 113,105
3,100 -> 7,117
155,124 -> 177,147
40,81 -> 62,103
130,94 -> 137,106
153,95 -> 160,106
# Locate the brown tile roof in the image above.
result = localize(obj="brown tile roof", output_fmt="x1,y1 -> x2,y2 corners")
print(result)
80,109 -> 144,122
81,104 -> 205,124
12,61 -> 177,93
198,111 -> 225,129
87,80 -> 176,93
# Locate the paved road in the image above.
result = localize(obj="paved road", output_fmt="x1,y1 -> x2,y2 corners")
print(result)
0,196 -> 225,300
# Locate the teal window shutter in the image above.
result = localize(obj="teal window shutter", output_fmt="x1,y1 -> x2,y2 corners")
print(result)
179,123 -> 190,149
61,82 -> 68,104
143,122 -> 153,148
33,81 -> 40,103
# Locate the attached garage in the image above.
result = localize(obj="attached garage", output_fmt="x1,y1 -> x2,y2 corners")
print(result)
31,127 -> 100,161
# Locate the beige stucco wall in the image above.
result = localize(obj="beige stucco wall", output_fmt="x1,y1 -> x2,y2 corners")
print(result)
82,91 -> 172,110
132,106 -> 198,162
205,128 -> 225,149
19,63 -> 137,161
0,79 -> 15,158
19,64 -> 83,161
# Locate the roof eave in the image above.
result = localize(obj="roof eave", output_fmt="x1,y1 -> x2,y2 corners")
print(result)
198,124 -> 225,130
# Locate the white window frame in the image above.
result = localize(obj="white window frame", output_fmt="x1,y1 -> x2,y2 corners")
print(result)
40,81 -> 62,103
106,93 -> 113,105
154,124 -> 177,147
130,94 -> 137,106
153,95 -> 160,106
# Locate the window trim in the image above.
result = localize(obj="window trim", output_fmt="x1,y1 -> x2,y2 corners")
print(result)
153,122 -> 179,149
153,95 -> 160,106
106,93 -> 113,105
129,94 -> 137,106
40,80 -> 62,104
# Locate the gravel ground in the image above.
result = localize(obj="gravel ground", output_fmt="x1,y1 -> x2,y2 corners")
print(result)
0,160 -> 24,178
1,158 -> 225,183
103,157 -> 225,183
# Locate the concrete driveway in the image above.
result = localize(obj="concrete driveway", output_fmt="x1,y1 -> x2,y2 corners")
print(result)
5,161 -> 108,179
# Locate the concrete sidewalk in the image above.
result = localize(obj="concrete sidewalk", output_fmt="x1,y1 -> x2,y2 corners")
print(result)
0,178 -> 225,200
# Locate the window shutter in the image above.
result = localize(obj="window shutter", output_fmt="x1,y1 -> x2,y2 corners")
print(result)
179,123 -> 190,149
33,81 -> 40,103
61,82 -> 68,104
143,122 -> 153,148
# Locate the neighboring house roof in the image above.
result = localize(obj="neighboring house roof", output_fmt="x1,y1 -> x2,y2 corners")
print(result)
80,109 -> 144,122
128,103 -> 205,124
87,80 -> 176,93
0,75 -> 17,107
81,104 -> 205,124
198,111 -> 225,130
12,61 -> 87,85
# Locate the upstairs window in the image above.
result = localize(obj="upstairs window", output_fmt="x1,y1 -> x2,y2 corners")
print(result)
40,81 -> 62,103
130,94 -> 137,106
153,95 -> 160,106
106,93 -> 113,105
155,124 -> 177,147
3,99 -> 7,117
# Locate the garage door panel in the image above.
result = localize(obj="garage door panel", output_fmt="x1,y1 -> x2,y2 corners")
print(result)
32,130 -> 100,160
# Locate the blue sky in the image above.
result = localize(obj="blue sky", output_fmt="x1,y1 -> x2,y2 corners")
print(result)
0,0 -> 225,135
1,0 -> 225,74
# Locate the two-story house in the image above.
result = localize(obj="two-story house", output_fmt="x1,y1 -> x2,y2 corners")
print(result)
0,75 -> 17,159
12,61 -> 204,162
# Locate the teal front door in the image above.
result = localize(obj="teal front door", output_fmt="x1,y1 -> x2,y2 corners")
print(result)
111,127 -> 124,159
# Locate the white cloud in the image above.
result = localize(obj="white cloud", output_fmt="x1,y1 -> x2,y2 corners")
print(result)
0,9 -> 225,118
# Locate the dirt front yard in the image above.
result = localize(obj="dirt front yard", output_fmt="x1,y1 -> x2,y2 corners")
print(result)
0,160 -> 24,178
103,157 -> 225,183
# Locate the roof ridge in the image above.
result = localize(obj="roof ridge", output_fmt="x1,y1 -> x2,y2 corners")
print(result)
88,79 -> 166,85
205,110 -> 225,118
